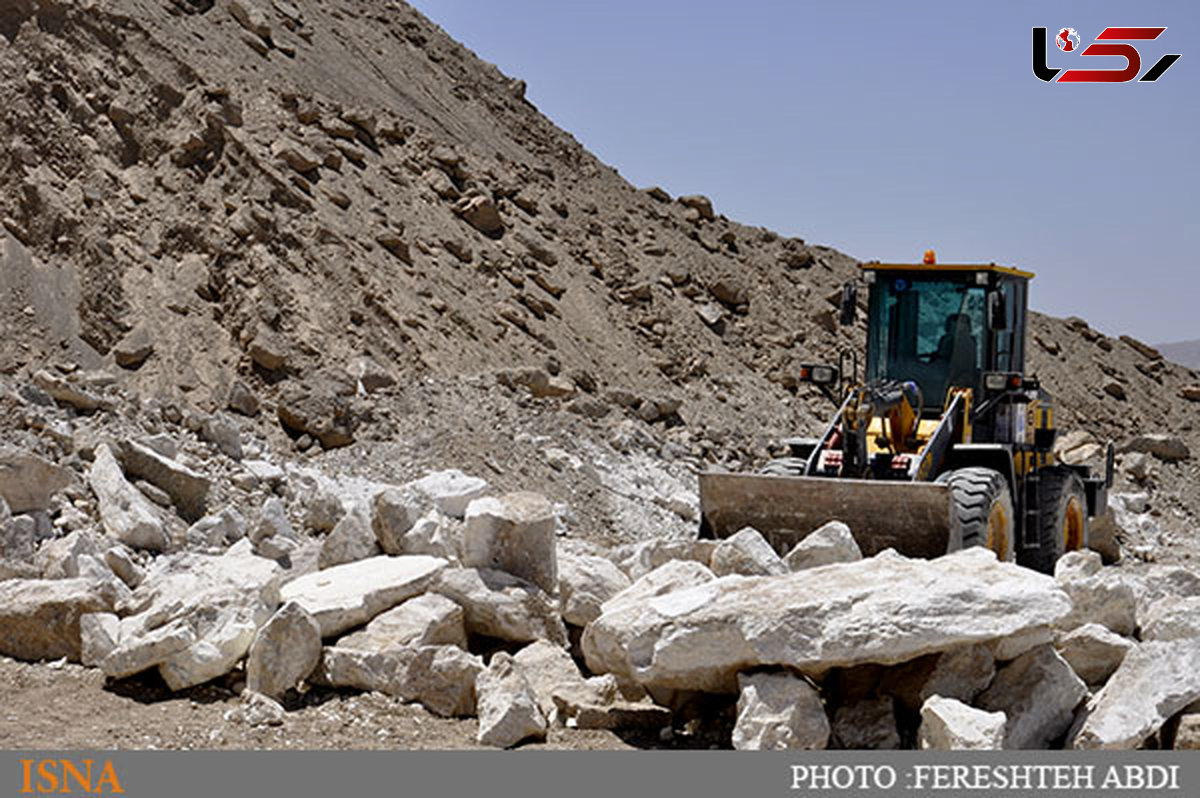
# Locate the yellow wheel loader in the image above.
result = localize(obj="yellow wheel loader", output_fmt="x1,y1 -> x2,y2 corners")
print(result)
699,254 -> 1113,574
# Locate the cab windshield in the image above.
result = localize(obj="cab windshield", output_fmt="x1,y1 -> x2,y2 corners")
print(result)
866,276 -> 986,409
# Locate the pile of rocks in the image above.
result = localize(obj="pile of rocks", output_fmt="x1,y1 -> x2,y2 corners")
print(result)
3,420 -> 1200,749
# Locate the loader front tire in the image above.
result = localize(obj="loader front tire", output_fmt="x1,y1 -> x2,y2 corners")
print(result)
1020,467 -> 1088,574
760,457 -> 808,477
938,467 -> 1015,562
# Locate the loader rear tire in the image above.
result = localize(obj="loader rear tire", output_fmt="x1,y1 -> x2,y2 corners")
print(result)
1020,467 -> 1088,575
938,467 -> 1015,562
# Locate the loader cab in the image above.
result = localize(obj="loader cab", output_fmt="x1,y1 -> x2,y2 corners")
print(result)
859,260 -> 1031,412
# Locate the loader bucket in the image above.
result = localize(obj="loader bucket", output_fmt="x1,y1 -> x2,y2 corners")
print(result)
698,472 -> 955,559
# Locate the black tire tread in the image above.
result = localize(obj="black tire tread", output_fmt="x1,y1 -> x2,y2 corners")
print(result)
938,467 -> 1012,551
760,457 -> 808,477
1021,467 -> 1088,574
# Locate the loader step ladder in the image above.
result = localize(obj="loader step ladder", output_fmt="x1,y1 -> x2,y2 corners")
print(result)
1022,467 -> 1040,551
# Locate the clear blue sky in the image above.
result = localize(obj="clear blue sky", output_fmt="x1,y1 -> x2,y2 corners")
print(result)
413,1 -> 1199,343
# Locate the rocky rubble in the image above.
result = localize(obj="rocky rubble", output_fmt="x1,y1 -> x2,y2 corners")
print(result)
1,400 -> 1199,751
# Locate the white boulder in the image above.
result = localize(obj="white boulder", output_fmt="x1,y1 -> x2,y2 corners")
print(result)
583,548 -> 1073,692
732,671 -> 829,750
476,653 -> 547,748
919,696 -> 1006,750
279,555 -> 447,637
711,527 -> 788,577
784,521 -> 862,571
463,492 -> 557,594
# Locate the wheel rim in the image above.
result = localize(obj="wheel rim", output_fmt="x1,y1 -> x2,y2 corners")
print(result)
1062,496 -> 1085,551
986,501 -> 1010,560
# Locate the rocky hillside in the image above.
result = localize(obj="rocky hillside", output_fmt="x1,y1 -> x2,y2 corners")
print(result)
1,0 -> 1200,752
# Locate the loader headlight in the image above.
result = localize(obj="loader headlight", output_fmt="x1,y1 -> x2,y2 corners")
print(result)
984,373 -> 1008,391
799,364 -> 838,386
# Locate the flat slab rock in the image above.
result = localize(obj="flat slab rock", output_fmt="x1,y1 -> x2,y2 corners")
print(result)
583,548 -> 1073,692
279,555 -> 448,637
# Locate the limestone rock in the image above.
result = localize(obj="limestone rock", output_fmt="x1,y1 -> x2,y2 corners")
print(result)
551,675 -> 669,731
1175,714 -> 1200,750
279,555 -> 447,637
251,497 -> 294,544
557,552 -> 631,627
229,0 -> 272,40
408,470 -> 487,518
116,439 -> 211,521
400,645 -> 485,717
0,579 -> 120,661
397,511 -> 460,562
304,485 -> 346,533
242,460 -> 286,490
611,537 -> 717,580
159,609 -> 260,691
100,619 -> 195,679
597,559 -> 715,619
34,529 -> 103,579
270,139 -> 319,175
103,546 -> 144,588
976,644 -> 1087,749
584,549 -> 1072,692
433,567 -> 566,645
476,653 -> 547,748
832,697 -> 900,750
1119,434 -> 1190,462
228,690 -> 285,728
187,508 -> 247,549
0,448 -> 76,514
87,444 -> 169,552
318,644 -> 484,717
319,504 -> 381,569
337,593 -> 466,652
199,414 -> 243,460
1,511 -> 35,561
111,541 -> 283,689
711,527 -> 788,577
80,612 -> 120,667
919,696 -> 1006,750
455,194 -> 504,236
33,370 -> 103,411
1073,638 -> 1200,749
113,326 -> 154,369
1055,623 -> 1133,684
1053,551 -> 1136,635
1139,596 -> 1200,641
246,601 -> 322,699
732,671 -> 829,750
678,194 -> 715,221
463,492 -> 557,593
513,639 -> 586,718
371,487 -> 427,555
227,380 -> 260,417
276,380 -> 356,450
784,521 -> 862,571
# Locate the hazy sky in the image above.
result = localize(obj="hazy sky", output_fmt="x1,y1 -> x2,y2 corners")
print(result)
413,1 -> 1199,343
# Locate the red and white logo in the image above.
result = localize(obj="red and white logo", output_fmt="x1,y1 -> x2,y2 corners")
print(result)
1034,27 -> 1181,82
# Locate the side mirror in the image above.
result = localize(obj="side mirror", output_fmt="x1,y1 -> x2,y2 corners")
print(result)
988,291 -> 1009,331
839,282 -> 858,326
1105,441 -> 1115,489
